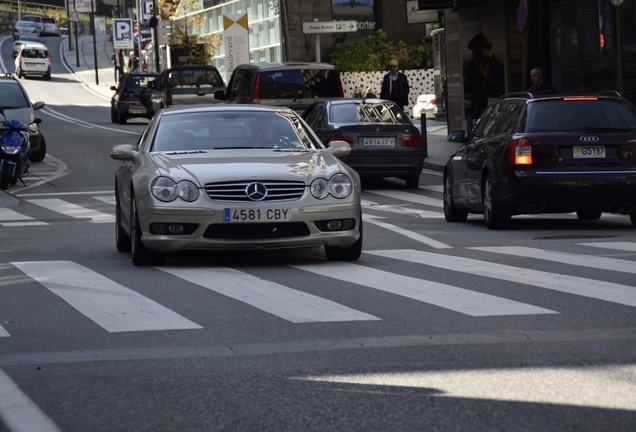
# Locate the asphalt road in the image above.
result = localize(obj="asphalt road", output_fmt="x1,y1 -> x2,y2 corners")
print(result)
0,36 -> 635,432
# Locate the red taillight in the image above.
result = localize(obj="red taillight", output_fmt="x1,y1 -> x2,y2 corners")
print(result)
121,89 -> 129,100
253,72 -> 260,101
401,135 -> 422,148
430,97 -> 436,105
509,138 -> 533,165
329,135 -> 354,146
166,89 -> 172,106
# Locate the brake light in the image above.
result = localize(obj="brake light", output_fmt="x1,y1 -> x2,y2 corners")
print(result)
509,138 -> 533,165
121,89 -> 129,100
253,73 -> 260,102
329,135 -> 354,146
401,135 -> 422,148
166,89 -> 172,106
563,97 -> 598,101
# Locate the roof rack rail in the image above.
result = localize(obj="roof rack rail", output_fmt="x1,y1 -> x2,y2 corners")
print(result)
594,90 -> 621,97
498,92 -> 533,100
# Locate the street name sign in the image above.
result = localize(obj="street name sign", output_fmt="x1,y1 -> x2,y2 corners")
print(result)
302,20 -> 357,34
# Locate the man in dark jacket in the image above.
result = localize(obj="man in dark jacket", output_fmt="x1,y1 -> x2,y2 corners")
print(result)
380,59 -> 410,109
527,68 -> 558,96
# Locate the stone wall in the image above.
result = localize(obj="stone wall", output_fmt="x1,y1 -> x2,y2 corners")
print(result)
341,69 -> 435,118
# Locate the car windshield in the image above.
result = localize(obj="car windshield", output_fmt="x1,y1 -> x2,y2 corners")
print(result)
151,111 -> 320,152
526,99 -> 636,132
259,68 -> 340,99
329,101 -> 410,124
0,85 -> 29,109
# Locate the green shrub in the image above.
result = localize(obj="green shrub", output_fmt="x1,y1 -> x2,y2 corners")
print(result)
330,29 -> 428,72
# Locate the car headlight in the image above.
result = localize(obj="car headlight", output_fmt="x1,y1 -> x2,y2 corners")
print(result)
310,174 -> 353,199
151,177 -> 200,202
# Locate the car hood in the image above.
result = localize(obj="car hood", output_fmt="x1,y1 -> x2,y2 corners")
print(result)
149,149 -> 347,184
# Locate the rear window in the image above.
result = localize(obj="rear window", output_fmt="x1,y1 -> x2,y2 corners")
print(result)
21,48 -> 48,59
43,18 -> 56,24
126,75 -> 155,90
259,68 -> 340,99
526,99 -> 636,132
167,68 -> 223,87
329,101 -> 410,124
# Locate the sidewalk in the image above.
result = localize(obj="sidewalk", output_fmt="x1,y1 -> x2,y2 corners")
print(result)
61,35 -> 458,171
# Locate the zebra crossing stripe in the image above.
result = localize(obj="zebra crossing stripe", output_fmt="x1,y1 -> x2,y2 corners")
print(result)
0,369 -> 61,432
11,261 -> 202,333
290,262 -> 555,317
26,199 -> 114,223
0,325 -> 9,338
368,190 -> 443,208
158,266 -> 381,323
364,214 -> 452,249
580,242 -> 636,253
369,249 -> 636,307
471,246 -> 636,274
0,208 -> 48,227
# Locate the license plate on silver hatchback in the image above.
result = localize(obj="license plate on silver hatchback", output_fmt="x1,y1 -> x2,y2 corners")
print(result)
224,208 -> 291,223
573,145 -> 605,158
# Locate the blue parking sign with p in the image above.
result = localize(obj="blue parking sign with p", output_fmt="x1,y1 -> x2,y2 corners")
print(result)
113,18 -> 134,49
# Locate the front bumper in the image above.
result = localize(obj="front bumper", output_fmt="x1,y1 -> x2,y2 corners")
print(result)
137,201 -> 362,253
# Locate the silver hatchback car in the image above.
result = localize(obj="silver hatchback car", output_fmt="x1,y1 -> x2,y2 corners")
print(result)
110,105 -> 362,265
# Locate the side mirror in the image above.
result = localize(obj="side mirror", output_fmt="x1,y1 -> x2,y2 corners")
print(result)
32,101 -> 45,110
327,140 -> 351,158
447,130 -> 468,143
110,144 -> 137,162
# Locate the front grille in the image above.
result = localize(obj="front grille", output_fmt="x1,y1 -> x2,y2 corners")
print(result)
204,223 -> 310,239
205,180 -> 306,202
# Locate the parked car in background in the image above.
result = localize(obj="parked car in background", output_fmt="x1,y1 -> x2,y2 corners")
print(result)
443,91 -> 636,229
412,94 -> 437,120
148,65 -> 225,112
110,73 -> 158,124
302,98 -> 424,188
215,62 -> 344,113
14,43 -> 51,80
41,17 -> 61,36
109,105 -> 362,265
0,74 -> 46,161
12,21 -> 40,40
21,15 -> 45,34
13,34 -> 44,57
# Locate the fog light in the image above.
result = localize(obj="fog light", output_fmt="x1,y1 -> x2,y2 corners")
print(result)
168,224 -> 186,234
326,220 -> 343,231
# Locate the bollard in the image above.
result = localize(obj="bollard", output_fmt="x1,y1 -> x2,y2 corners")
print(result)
420,112 -> 428,157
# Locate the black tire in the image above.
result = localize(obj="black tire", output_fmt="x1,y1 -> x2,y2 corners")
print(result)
130,194 -> 163,266
111,109 -> 118,123
117,111 -> 127,125
482,174 -> 510,229
631,213 -> 636,227
29,135 -> 46,162
404,173 -> 420,188
444,171 -> 468,222
0,170 -> 11,190
576,210 -> 602,221
324,217 -> 363,261
115,187 -> 131,252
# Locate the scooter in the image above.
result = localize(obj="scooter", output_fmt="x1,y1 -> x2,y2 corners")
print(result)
0,108 -> 40,190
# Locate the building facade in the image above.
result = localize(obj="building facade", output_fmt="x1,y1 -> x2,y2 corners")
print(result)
176,0 -> 632,131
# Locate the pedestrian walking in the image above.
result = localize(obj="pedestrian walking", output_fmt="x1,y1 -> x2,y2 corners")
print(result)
380,59 -> 410,109
111,49 -> 123,83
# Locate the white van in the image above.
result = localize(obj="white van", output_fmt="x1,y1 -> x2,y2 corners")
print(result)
15,43 -> 51,80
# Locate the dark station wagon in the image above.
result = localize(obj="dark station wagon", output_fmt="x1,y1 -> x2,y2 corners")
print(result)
443,91 -> 636,229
